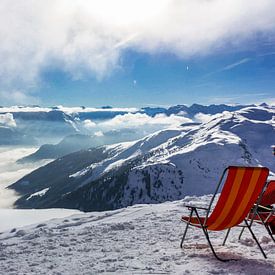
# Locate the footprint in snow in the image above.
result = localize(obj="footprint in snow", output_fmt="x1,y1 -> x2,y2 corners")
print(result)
15,230 -> 26,237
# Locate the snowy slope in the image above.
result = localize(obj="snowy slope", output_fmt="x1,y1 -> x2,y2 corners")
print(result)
0,197 -> 274,274
10,105 -> 275,211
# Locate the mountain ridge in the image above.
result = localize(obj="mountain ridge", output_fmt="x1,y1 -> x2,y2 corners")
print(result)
9,105 -> 274,211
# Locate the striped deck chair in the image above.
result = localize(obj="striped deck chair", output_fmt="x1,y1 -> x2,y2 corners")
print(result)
238,180 -> 275,242
180,166 -> 269,261
260,180 -> 275,206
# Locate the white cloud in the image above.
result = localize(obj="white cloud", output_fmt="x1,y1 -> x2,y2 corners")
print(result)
221,58 -> 251,71
0,113 -> 17,127
194,113 -> 214,123
82,119 -> 96,129
0,90 -> 39,106
194,111 -> 231,123
82,113 -> 192,134
177,111 -> 188,116
0,147 -> 44,208
100,113 -> 192,129
0,0 -> 274,91
80,112 -> 193,141
94,131 -> 104,137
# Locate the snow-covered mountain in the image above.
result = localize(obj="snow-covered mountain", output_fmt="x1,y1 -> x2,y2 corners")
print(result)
165,103 -> 256,117
18,129 -> 157,163
17,134 -> 98,163
0,107 -> 79,145
9,105 -> 274,211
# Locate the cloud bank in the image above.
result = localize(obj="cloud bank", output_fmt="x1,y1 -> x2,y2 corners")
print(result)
0,113 -> 17,127
80,112 -> 192,141
0,147 -> 43,208
194,112 -> 226,123
82,112 -> 192,131
0,0 -> 275,99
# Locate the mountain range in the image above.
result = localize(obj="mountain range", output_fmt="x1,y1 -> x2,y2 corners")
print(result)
9,105 -> 274,211
0,103 -> 263,146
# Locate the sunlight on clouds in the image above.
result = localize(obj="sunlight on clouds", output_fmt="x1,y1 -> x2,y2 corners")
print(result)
80,112 -> 193,142
82,119 -> 97,129
194,113 -> 217,123
82,112 -> 192,132
0,0 -> 275,101
94,131 -> 104,137
194,112 -> 231,123
0,113 -> 16,127
77,0 -> 168,26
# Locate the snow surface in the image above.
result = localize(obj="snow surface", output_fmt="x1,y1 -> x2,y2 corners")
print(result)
0,146 -> 81,238
0,196 -> 274,275
26,187 -> 50,200
0,208 -> 80,232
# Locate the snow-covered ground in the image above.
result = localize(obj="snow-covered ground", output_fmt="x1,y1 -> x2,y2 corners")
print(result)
0,208 -> 81,232
0,196 -> 274,275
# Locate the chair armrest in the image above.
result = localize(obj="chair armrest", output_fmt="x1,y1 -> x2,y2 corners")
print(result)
254,204 -> 274,212
182,203 -> 209,211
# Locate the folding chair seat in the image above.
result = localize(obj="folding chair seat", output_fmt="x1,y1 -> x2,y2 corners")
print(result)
180,166 -> 269,261
181,216 -> 206,227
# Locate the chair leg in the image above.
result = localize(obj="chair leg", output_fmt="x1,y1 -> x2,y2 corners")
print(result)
244,220 -> 267,259
180,208 -> 194,248
264,224 -> 275,242
201,227 -> 231,262
257,214 -> 275,243
238,227 -> 245,240
222,228 -> 231,246
193,209 -> 231,262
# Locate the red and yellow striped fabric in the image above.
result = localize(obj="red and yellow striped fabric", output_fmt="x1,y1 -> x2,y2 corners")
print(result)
182,166 -> 269,231
260,180 -> 275,206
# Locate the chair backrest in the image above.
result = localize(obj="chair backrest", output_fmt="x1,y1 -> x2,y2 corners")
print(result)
260,180 -> 275,206
206,166 -> 269,231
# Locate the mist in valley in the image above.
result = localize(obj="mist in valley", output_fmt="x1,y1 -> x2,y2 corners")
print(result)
0,146 -> 51,208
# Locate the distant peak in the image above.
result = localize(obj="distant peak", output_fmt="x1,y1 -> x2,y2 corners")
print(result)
259,102 -> 268,107
101,106 -> 113,109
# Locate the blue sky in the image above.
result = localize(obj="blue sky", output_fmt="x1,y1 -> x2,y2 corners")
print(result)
0,0 -> 275,107
39,40 -> 275,107
39,45 -> 275,107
